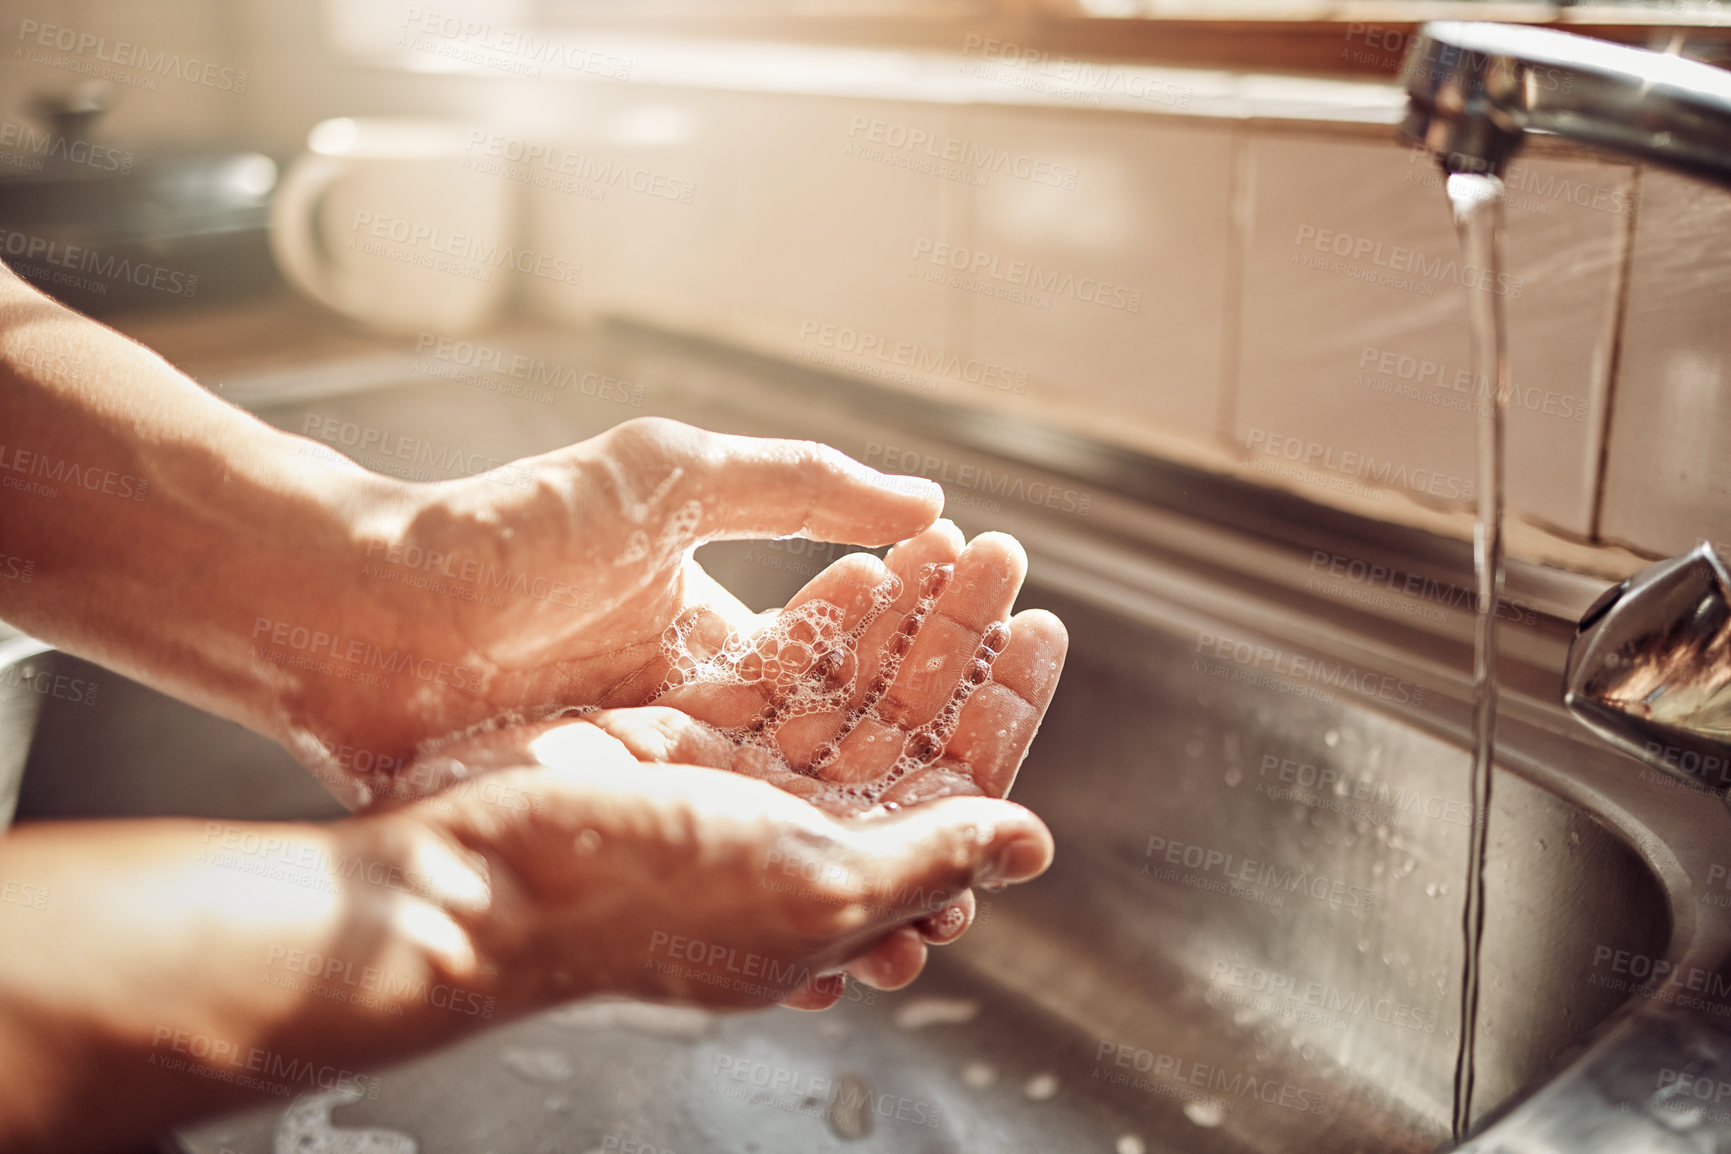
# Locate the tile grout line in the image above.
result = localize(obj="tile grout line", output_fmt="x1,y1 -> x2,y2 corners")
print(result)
1216,128 -> 1251,447
1588,165 -> 1643,545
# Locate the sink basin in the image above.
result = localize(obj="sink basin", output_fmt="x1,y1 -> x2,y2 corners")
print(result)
1,579 -> 1676,1154
5,321 -> 1726,1153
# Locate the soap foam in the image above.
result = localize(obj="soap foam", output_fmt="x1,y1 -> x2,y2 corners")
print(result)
402,563 -> 1005,819
651,562 -> 1005,817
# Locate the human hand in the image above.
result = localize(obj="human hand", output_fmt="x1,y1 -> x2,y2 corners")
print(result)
277,418 -> 944,806
387,717 -> 1055,1011
390,509 -> 1065,951
644,520 -> 1067,815
589,518 -> 1067,953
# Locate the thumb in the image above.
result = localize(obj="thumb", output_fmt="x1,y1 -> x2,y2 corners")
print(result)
622,419 -> 944,544
842,797 -> 1053,923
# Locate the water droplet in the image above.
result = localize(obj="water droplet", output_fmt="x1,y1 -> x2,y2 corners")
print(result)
1117,1136 -> 1147,1154
500,1047 -> 573,1083
828,1072 -> 872,1140
1224,766 -> 1243,787
961,1061 -> 998,1089
1023,1072 -> 1059,1100
1324,729 -> 1341,748
1183,1099 -> 1226,1127
893,997 -> 980,1030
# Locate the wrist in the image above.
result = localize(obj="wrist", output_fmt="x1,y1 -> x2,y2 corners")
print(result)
325,811 -> 517,1027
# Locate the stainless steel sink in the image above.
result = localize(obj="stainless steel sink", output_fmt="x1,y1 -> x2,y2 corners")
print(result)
7,322 -> 1727,1153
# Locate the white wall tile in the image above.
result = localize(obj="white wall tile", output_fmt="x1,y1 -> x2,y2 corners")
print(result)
1232,134 -> 1630,536
962,108 -> 1233,441
522,86 -> 738,331
717,93 -> 963,375
524,90 -> 967,378
1600,169 -> 1731,555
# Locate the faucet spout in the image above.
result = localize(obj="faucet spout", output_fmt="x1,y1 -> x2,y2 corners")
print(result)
1399,22 -> 1731,188
1564,543 -> 1731,793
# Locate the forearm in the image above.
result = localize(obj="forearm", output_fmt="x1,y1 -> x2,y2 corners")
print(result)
0,266 -> 425,793
0,814 -> 506,1154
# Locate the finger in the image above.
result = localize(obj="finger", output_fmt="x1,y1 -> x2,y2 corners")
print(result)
614,418 -> 944,544
827,531 -> 1022,784
882,518 -> 966,574
582,707 -> 837,806
679,557 -> 762,640
585,707 -> 740,769
915,890 -> 976,945
654,552 -> 892,731
941,608 -> 1069,797
875,531 -> 1027,734
845,797 -> 1053,923
771,527 -> 961,767
844,518 -> 968,716
782,972 -> 848,1011
845,926 -> 928,990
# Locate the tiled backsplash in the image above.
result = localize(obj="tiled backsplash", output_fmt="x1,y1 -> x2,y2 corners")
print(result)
5,4 -> 1717,574
517,76 -> 1706,575
1599,168 -> 1731,558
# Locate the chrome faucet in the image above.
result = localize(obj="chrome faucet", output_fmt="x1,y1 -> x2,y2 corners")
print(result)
1399,21 -> 1731,187
1399,24 -> 1731,797
1563,544 -> 1731,795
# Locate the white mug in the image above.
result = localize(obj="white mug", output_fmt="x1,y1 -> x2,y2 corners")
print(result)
271,117 -> 513,335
